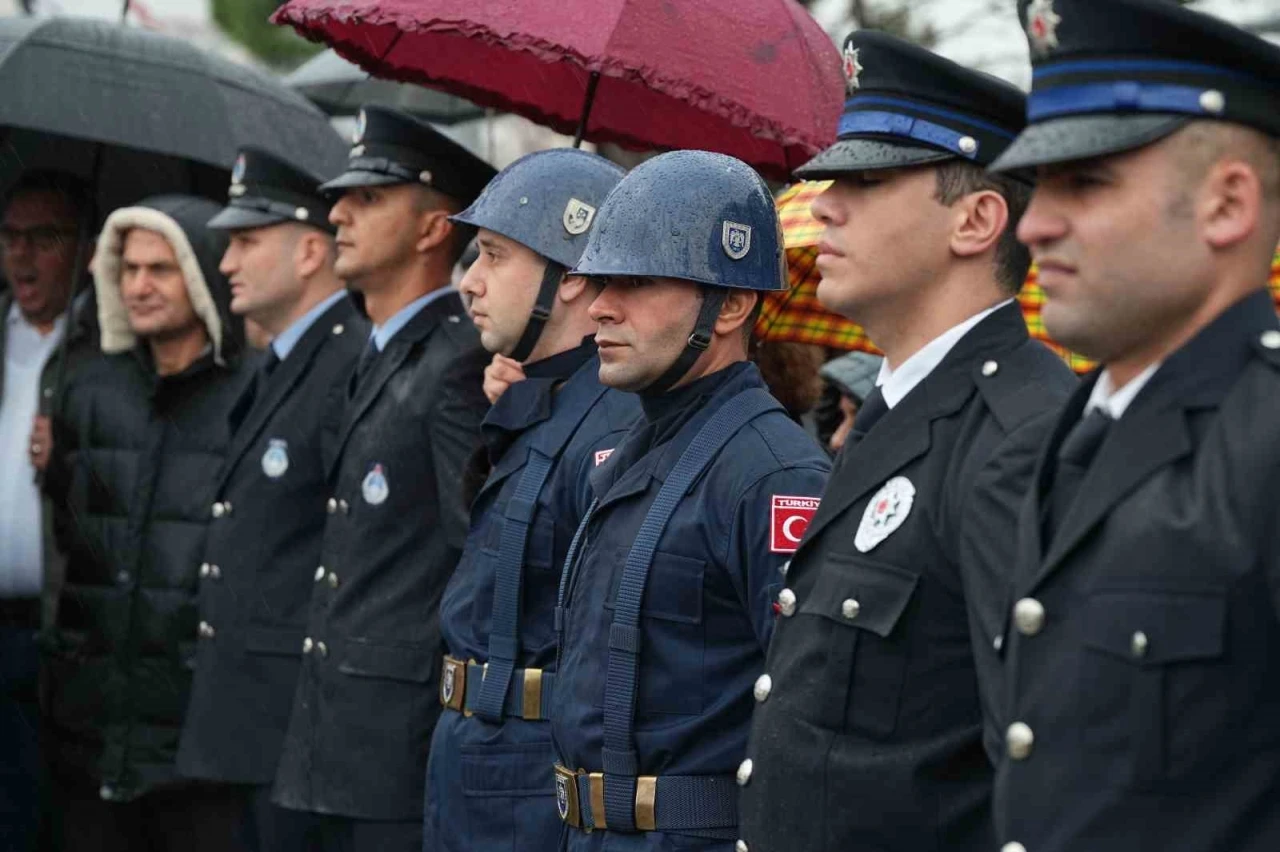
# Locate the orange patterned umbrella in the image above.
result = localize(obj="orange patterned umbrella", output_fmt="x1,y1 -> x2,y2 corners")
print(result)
761,180 -> 1280,373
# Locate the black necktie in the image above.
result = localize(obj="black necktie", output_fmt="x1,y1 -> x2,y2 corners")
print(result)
1043,408 -> 1114,544
251,348 -> 280,403
851,387 -> 888,442
349,338 -> 380,398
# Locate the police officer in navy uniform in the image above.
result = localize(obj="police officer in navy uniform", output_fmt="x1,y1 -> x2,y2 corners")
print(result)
549,151 -> 831,851
984,2 -> 1280,850
174,147 -> 367,849
271,106 -> 494,852
425,148 -> 640,852
738,31 -> 1076,852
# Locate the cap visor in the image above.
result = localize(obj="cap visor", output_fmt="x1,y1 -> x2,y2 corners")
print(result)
318,169 -> 405,194
990,114 -> 1189,173
794,138 -> 955,179
206,205 -> 285,232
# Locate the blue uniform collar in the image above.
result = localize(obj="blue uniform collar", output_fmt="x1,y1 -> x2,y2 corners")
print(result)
591,361 -> 761,500
271,289 -> 348,361
481,338 -> 598,458
370,286 -> 456,352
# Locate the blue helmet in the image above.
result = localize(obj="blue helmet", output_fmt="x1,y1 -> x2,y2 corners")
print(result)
452,148 -> 625,269
573,150 -> 786,292
452,148 -> 625,361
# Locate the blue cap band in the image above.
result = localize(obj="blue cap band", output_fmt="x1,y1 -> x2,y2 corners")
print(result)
1028,81 -> 1218,122
837,110 -> 982,160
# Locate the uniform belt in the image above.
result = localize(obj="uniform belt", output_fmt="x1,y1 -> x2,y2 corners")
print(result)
439,655 -> 555,721
552,764 -> 738,834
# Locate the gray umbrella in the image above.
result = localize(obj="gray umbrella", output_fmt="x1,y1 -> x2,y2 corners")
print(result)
285,48 -> 485,125
0,16 -> 346,177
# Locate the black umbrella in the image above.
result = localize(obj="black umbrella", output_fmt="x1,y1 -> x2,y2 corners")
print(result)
285,48 -> 486,125
0,16 -> 346,177
0,16 -> 347,413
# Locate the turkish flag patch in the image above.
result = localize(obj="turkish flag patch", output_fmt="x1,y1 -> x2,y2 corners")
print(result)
770,495 -> 820,553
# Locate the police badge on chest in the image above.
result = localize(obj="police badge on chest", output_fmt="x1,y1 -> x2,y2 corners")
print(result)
261,438 -> 290,479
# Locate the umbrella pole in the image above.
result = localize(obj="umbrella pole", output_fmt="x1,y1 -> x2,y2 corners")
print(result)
573,72 -> 601,148
45,142 -> 103,420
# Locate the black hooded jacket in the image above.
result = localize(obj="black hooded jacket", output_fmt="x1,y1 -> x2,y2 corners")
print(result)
43,194 -> 251,801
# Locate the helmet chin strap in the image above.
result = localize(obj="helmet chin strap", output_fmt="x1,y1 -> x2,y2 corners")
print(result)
508,260 -> 566,363
643,288 -> 725,396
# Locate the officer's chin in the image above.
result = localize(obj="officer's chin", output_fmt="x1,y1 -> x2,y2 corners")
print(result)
596,358 -> 650,394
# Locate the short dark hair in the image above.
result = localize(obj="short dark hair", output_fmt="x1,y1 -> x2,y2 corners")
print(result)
933,161 -> 1031,294
3,170 -> 95,234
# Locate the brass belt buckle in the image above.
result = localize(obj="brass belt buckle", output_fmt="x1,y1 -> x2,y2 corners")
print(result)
554,764 -> 582,828
439,655 -> 466,712
521,668 -> 544,721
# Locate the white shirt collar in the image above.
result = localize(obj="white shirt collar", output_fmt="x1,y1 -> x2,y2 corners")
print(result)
1084,362 -> 1161,420
876,299 -> 1014,409
6,299 -> 68,340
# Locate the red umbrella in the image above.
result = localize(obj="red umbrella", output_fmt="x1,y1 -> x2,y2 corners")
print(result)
274,0 -> 844,180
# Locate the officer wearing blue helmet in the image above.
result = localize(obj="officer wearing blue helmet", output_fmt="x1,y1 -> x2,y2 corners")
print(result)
548,150 -> 831,851
424,148 -> 641,852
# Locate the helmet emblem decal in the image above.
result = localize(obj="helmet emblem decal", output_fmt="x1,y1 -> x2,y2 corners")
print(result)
722,221 -> 752,260
563,198 -> 596,235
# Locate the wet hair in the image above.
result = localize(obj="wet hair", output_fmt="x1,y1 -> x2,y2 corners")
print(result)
3,170 -> 95,234
1173,122 -> 1280,203
933,160 -> 1032,295
413,183 -> 472,266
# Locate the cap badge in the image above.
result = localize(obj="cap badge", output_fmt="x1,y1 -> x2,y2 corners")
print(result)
353,109 -> 367,145
562,198 -> 597,235
1026,0 -> 1062,56
842,44 -> 863,93
231,153 -> 247,184
722,221 -> 752,260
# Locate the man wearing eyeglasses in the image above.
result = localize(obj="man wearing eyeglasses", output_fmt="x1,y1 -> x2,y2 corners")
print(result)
0,170 -> 98,852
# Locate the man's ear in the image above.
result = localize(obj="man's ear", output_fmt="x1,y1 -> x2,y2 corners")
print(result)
714,289 -> 759,337
950,190 -> 1008,260
294,231 -> 329,279
558,273 -> 593,304
414,209 -> 453,255
1201,158 -> 1265,251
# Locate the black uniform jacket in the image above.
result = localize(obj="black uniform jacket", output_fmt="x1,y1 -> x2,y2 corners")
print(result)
177,295 -> 368,785
740,302 -> 1076,852
995,288 -> 1280,852
273,290 -> 490,821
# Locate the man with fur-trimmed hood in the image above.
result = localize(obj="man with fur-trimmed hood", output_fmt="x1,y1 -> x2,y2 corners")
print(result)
37,194 -> 251,852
